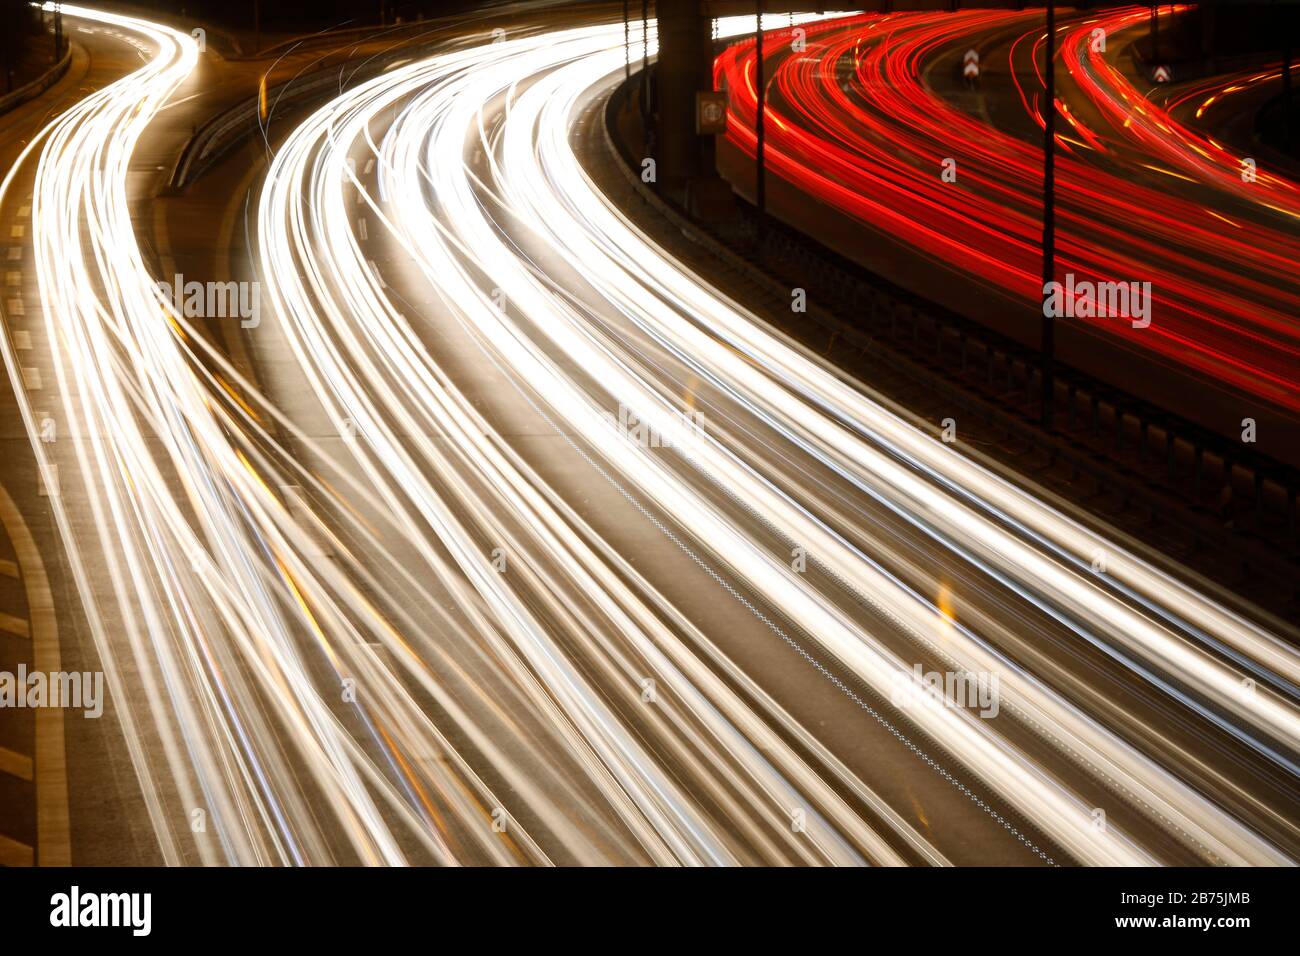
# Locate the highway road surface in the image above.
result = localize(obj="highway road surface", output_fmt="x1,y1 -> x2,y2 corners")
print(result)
0,5 -> 1297,866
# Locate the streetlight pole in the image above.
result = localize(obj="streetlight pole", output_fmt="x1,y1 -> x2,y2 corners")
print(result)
1041,0 -> 1056,428
1151,3 -> 1159,64
1285,32 -> 1294,146
755,2 -> 766,227
641,0 -> 649,119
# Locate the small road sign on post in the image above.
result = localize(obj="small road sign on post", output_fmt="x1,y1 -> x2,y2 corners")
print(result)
696,91 -> 728,135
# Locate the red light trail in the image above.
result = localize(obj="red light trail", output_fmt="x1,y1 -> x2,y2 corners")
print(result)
715,8 -> 1300,413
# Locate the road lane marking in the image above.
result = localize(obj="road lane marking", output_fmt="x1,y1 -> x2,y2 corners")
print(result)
0,481 -> 70,864
281,485 -> 333,557
0,746 -> 34,781
0,833 -> 34,867
37,465 -> 58,498
0,609 -> 29,638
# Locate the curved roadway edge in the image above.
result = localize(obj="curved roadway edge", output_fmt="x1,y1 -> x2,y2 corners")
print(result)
0,480 -> 69,865
168,2 -> 574,191
168,59 -> 395,191
598,69 -> 1300,627
0,14 -> 188,867
0,44 -> 72,119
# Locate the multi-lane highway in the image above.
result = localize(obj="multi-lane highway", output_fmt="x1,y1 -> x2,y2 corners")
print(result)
0,4 -> 1297,866
715,7 -> 1300,459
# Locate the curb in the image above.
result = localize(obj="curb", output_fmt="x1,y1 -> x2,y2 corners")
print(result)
0,45 -> 72,118
0,481 -> 69,866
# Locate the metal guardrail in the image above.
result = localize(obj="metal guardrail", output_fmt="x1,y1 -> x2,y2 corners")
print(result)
0,44 -> 72,117
170,45 -> 422,191
170,65 -> 344,190
170,8 -> 524,189
79,1 -> 244,57
242,20 -> 437,62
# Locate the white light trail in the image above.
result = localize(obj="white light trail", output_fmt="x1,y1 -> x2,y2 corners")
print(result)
257,16 -> 1298,865
5,6 -> 1297,866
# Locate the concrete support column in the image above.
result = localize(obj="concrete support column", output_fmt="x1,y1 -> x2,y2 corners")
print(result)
655,0 -> 722,209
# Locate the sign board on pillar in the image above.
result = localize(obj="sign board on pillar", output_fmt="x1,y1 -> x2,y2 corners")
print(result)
696,91 -> 729,135
1151,64 -> 1172,83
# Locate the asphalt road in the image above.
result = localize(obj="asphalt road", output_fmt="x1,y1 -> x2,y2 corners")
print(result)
1,6 -> 1297,866
0,15 -> 166,866
0,6 -> 506,865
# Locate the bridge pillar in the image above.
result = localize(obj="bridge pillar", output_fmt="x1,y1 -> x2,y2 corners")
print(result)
655,0 -> 734,217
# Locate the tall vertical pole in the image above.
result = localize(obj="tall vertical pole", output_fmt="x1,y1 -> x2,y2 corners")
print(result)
641,0 -> 650,120
1285,33 -> 1294,145
755,3 -> 766,227
1041,0 -> 1056,428
1151,3 -> 1159,64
